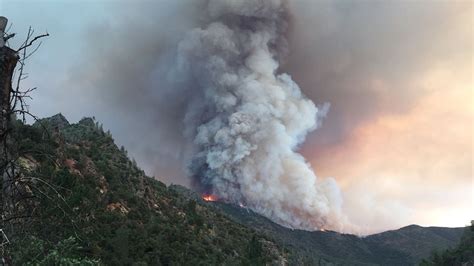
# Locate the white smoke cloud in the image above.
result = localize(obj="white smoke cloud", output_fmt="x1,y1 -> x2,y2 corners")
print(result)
168,0 -> 344,231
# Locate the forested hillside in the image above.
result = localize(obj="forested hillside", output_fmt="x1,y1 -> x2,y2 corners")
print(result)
207,200 -> 467,265
4,114 -> 287,265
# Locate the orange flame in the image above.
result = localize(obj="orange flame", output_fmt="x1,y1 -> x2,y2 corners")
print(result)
202,194 -> 218,202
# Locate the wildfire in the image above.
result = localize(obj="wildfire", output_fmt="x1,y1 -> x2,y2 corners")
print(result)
202,194 -> 218,202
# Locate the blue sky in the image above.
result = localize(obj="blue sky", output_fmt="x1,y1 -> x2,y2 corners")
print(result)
3,0 -> 109,121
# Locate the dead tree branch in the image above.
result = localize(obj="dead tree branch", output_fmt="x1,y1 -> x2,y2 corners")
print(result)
15,27 -> 49,53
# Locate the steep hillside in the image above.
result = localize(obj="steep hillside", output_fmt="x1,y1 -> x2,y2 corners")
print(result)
205,201 -> 466,265
5,114 -> 288,265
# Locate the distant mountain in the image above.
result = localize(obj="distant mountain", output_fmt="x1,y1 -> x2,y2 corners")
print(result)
4,114 -> 468,265
419,222 -> 473,265
207,201 -> 467,265
367,224 -> 466,262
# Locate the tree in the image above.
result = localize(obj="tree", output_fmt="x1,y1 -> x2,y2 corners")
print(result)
0,16 -> 49,263
246,235 -> 264,265
0,16 -> 19,228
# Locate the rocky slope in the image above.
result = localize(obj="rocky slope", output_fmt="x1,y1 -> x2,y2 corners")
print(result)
6,114 -> 288,265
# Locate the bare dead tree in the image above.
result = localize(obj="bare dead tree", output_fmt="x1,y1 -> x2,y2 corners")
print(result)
0,17 -> 49,261
1,21 -> 49,207
0,18 -> 87,266
0,16 -> 20,231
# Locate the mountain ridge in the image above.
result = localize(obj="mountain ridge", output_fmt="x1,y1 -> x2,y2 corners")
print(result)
169,184 -> 467,265
208,200 -> 466,265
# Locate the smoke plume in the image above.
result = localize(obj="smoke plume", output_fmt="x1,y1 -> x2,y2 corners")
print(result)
170,0 -> 343,230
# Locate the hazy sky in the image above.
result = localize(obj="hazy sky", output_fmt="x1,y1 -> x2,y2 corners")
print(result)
1,0 -> 472,233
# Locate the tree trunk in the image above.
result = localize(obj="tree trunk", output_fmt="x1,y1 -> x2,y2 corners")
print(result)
0,17 -> 18,226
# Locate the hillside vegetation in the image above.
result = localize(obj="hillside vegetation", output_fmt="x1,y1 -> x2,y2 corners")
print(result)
209,201 -> 467,265
4,114 -> 287,265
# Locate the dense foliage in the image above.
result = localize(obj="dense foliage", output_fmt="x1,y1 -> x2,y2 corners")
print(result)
4,114 -> 287,265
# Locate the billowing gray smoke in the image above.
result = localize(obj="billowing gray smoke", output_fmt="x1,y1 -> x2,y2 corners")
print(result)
171,0 -> 343,230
